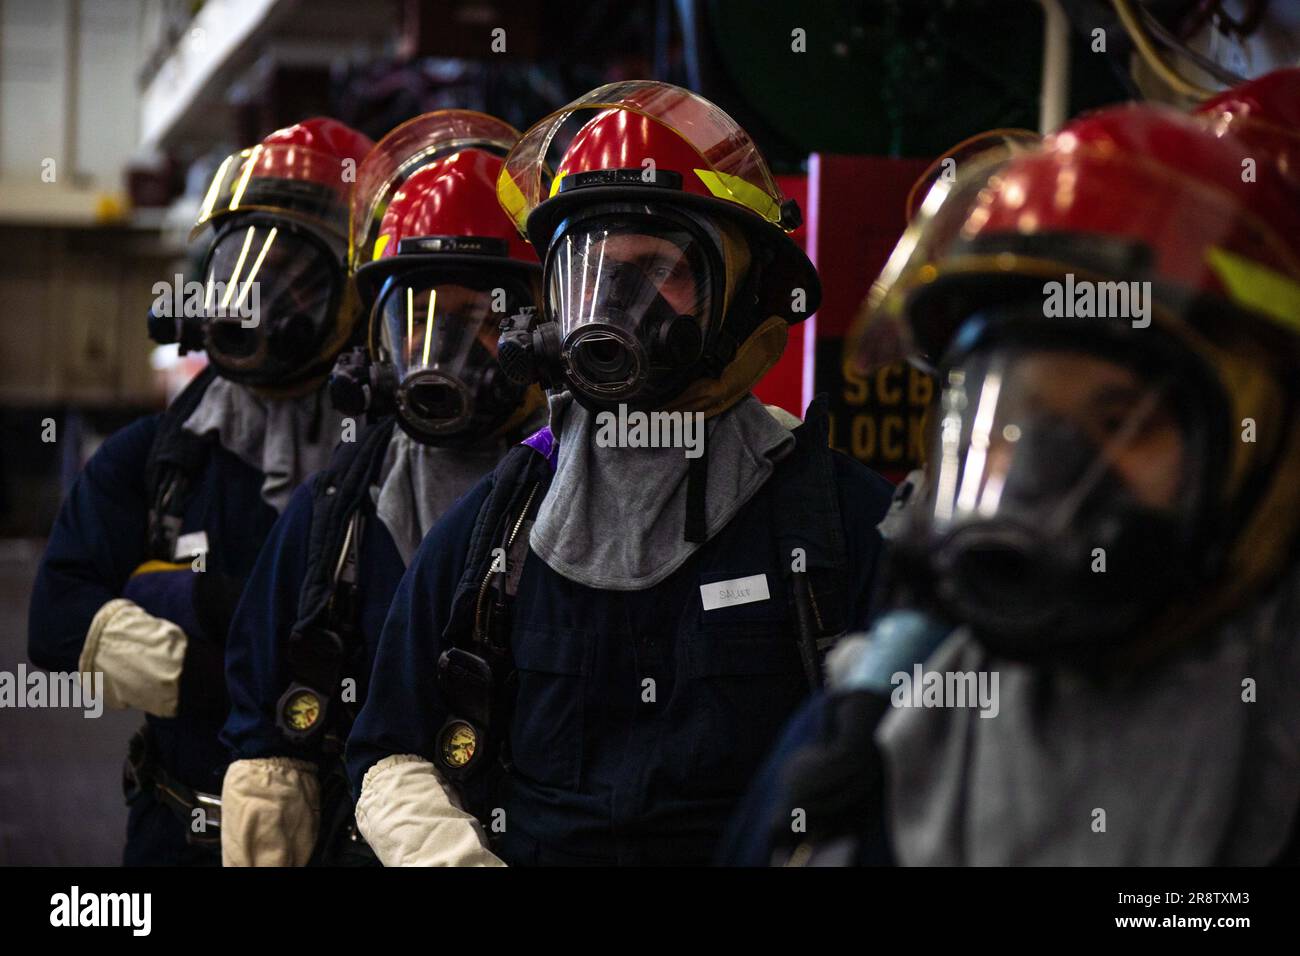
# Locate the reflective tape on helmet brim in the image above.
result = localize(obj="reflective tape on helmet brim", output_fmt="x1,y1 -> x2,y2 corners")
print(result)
498,169 -> 532,233
693,169 -> 782,224
521,164 -> 781,229
1205,246 -> 1300,332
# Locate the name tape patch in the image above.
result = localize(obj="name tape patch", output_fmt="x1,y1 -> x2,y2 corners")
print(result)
700,573 -> 770,611
174,530 -> 209,561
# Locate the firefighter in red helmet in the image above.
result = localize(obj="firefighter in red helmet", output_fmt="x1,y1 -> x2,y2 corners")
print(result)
220,111 -> 545,865
344,81 -> 896,866
28,118 -> 374,865
724,101 -> 1300,866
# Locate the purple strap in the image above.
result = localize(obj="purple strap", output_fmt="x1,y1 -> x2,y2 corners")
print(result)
520,426 -> 558,473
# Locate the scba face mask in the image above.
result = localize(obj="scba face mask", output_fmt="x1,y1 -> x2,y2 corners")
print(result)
895,314 -> 1227,664
199,217 -> 344,387
373,270 -> 531,443
505,206 -> 723,410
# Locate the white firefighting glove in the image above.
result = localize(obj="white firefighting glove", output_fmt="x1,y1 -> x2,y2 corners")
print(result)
79,598 -> 186,718
355,754 -> 505,867
221,757 -> 321,867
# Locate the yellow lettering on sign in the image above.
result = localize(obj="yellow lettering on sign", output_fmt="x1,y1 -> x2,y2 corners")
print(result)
909,415 -> 927,462
852,416 -> 876,459
880,416 -> 904,462
876,366 -> 903,405
842,363 -> 868,404
909,368 -> 933,406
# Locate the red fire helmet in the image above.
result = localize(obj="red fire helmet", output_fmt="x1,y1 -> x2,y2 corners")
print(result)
194,117 -> 374,241
498,80 -> 818,325
1195,67 -> 1300,192
857,102 -> 1300,372
355,147 -> 538,302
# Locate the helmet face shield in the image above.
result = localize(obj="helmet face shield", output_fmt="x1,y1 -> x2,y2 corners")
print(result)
350,111 -> 521,274
899,317 -> 1225,661
373,270 -> 531,440
545,211 -> 719,405
499,80 -> 789,234
927,348 -> 1190,528
194,144 -> 353,241
200,218 -> 341,385
854,130 -> 1300,377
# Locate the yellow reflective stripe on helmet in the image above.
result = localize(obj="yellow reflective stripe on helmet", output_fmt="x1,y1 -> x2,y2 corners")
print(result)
693,169 -> 782,224
548,171 -> 568,199
497,170 -> 531,231
371,234 -> 391,261
1206,247 -> 1300,332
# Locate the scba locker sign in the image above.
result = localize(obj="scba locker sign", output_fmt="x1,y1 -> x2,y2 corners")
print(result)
820,341 -> 932,484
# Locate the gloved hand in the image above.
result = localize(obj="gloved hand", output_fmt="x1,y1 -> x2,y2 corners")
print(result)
769,689 -> 889,854
221,758 -> 321,867
79,595 -> 186,718
355,754 -> 506,867
769,609 -> 954,861
120,561 -> 204,639
79,561 -> 241,717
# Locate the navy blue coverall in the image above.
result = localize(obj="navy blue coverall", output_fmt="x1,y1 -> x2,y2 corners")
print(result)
28,412 -> 282,864
346,434 -> 894,865
222,479 -> 405,762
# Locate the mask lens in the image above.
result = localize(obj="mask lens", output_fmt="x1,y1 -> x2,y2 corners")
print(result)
202,220 -> 337,378
905,343 -> 1206,656
546,217 -> 714,387
378,278 -> 528,377
376,273 -> 530,438
926,347 -> 1191,530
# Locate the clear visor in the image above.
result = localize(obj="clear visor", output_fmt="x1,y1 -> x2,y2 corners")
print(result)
499,80 -> 787,232
193,145 -> 351,240
852,144 -> 1300,375
547,219 -> 714,398
922,347 -> 1193,536
903,128 -> 1040,223
350,110 -> 520,272
201,222 -> 337,369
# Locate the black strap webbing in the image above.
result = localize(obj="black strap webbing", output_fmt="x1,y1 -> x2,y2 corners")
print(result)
292,417 -> 396,638
769,394 -> 852,687
144,366 -> 219,560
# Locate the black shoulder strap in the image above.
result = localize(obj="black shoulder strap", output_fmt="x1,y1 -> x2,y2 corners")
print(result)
145,366 -> 219,560
442,441 -> 554,651
292,416 -> 397,638
768,394 -> 852,689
